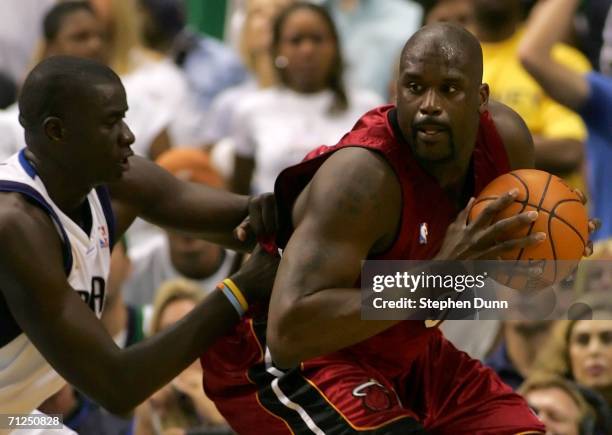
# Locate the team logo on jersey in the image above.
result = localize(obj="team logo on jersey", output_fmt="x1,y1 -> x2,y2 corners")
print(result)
352,379 -> 394,412
98,225 -> 109,249
419,222 -> 428,245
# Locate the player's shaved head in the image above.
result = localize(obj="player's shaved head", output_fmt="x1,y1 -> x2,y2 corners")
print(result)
400,23 -> 483,86
19,55 -> 122,133
395,22 -> 489,175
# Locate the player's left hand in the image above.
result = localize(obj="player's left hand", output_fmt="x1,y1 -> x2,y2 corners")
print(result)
574,188 -> 600,256
234,192 -> 277,246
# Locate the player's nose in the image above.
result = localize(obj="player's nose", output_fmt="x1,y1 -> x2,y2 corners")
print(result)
418,89 -> 442,117
119,121 -> 135,147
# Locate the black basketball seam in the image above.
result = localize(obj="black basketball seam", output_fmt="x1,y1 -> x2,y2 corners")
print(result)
509,172 -> 530,215
548,207 -> 559,282
516,172 -> 552,262
548,199 -> 587,246
474,199 -> 582,219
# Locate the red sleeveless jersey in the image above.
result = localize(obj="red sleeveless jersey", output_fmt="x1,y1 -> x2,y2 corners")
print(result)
270,104 -> 511,375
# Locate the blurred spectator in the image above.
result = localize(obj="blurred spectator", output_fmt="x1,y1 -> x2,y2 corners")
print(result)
137,0 -> 248,147
0,1 -> 107,160
319,0 -> 423,100
0,0 -> 55,84
122,149 -> 235,306
602,6 -> 612,74
533,296 -> 612,409
472,0 -> 591,186
519,0 -> 612,241
141,0 -> 247,106
201,0 -> 294,160
519,373 -> 597,435
133,280 -> 228,435
0,1 -> 180,161
90,0 -> 193,157
425,0 -> 473,27
38,384 -> 133,435
486,320 -> 553,390
0,72 -> 17,109
230,2 -> 382,194
574,0 -> 611,71
0,107 -> 22,160
574,239 -> 612,295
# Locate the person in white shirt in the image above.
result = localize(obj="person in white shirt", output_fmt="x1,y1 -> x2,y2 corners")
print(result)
230,2 -> 382,194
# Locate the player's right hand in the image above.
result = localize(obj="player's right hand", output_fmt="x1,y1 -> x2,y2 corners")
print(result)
434,189 -> 546,260
230,245 -> 280,303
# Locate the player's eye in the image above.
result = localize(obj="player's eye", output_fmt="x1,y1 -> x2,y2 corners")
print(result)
442,84 -> 458,94
407,82 -> 423,93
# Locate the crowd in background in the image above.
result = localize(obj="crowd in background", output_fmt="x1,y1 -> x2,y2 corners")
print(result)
0,0 -> 611,434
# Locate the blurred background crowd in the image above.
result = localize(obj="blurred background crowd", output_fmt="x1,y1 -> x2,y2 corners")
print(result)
0,0 -> 610,434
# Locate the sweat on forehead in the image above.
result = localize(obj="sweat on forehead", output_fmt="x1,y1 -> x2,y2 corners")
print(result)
400,23 -> 483,79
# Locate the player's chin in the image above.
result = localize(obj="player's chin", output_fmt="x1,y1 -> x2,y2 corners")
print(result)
415,141 -> 453,162
107,164 -> 127,182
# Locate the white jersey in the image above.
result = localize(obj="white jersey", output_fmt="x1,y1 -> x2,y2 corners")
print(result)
0,150 -> 113,414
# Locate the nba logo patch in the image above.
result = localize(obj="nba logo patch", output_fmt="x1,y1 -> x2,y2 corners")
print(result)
98,226 -> 109,249
419,223 -> 428,245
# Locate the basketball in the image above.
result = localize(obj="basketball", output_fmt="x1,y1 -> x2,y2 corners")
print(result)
469,169 -> 589,288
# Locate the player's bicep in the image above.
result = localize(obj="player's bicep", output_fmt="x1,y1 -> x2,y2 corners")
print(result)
269,148 -> 400,311
274,213 -> 371,306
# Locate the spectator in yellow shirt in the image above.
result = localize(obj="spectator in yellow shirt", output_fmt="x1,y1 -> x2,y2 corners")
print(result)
472,0 -> 591,186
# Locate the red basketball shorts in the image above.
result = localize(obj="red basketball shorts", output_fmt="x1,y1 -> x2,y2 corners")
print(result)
200,317 -> 544,434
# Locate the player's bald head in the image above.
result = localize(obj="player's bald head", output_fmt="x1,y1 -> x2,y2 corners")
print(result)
400,23 -> 483,87
18,55 -> 122,132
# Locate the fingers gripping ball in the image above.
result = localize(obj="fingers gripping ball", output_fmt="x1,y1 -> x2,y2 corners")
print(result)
469,169 -> 589,288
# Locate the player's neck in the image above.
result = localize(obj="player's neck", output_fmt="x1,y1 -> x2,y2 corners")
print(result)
24,148 -> 92,218
423,161 -> 471,207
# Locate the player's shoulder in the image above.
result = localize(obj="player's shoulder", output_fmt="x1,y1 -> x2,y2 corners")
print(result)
0,192 -> 58,250
487,100 -> 534,169
319,146 -> 397,182
311,147 -> 401,209
296,147 -> 401,245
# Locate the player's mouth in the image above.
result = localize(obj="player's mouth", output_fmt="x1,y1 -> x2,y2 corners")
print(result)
415,125 -> 449,143
120,151 -> 134,171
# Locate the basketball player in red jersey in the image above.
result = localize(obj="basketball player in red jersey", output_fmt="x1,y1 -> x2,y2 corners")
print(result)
201,23 -> 594,434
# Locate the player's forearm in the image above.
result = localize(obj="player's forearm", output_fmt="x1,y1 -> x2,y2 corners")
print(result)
105,290 -> 240,413
518,0 -> 589,110
150,184 -> 251,250
267,288 -> 398,368
171,183 -> 248,234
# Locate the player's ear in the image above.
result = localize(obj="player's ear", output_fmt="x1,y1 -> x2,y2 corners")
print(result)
43,116 -> 65,142
478,83 -> 490,113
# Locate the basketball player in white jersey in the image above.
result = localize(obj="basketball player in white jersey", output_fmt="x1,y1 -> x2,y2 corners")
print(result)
0,56 -> 278,416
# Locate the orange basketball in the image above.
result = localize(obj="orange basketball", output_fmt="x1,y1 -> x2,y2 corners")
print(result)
468,169 -> 589,288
